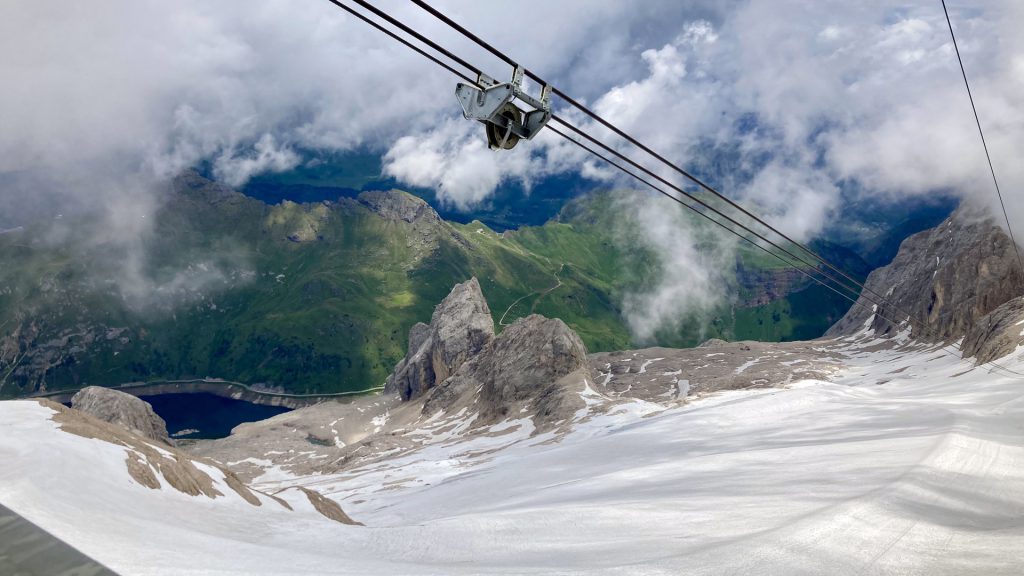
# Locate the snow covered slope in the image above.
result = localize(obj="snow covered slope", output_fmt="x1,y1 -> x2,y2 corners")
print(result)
3,328 -> 1024,575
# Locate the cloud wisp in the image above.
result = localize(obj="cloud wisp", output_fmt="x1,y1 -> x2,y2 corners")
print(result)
615,193 -> 737,343
373,1 -> 1024,338
3,0 -> 1023,333
384,1 -> 1024,240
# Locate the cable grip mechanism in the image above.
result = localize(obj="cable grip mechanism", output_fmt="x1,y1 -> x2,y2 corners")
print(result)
455,65 -> 551,150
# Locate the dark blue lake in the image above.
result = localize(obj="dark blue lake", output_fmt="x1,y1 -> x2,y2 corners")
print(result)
138,393 -> 292,440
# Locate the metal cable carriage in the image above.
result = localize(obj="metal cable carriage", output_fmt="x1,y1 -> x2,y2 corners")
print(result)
455,65 -> 551,150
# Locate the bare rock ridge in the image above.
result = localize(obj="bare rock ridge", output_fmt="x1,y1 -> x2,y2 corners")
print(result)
357,190 -> 438,224
384,277 -> 591,427
961,297 -> 1024,364
392,278 -> 832,429
44,398 -> 359,525
191,277 -> 846,482
71,386 -> 173,446
385,277 -> 495,400
828,202 -> 1024,343
477,315 -> 590,417
48,398 -> 260,503
424,314 -> 591,426
173,169 -> 245,206
591,341 -> 838,400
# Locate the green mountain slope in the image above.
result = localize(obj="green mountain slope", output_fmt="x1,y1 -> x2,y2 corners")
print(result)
0,172 -> 864,398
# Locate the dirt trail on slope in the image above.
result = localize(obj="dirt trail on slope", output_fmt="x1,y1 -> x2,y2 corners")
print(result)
499,264 -> 565,326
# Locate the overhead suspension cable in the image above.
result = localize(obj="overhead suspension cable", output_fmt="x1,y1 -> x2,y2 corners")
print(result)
546,126 -> 1024,380
329,0 -> 952,335
322,0 -> 1024,378
342,0 -> 864,301
549,123 -> 872,305
548,116 -> 861,297
404,0 -> 1024,366
325,0 -> 470,80
408,0 -> 881,303
346,0 -> 872,293
940,0 -> 1024,277
404,0 -> 965,345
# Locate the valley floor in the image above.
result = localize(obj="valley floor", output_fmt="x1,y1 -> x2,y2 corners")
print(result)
3,331 -> 1024,575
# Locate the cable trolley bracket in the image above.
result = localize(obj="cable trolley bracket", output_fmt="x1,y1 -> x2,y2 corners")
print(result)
455,65 -> 551,150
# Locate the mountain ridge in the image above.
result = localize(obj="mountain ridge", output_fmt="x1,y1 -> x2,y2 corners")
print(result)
4,191 -> 1024,575
0,171 -> 915,397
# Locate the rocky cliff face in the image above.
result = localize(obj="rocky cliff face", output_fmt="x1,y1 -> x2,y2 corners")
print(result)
384,277 -> 495,400
357,190 -> 439,225
384,276 -> 593,429
423,314 -> 591,428
827,203 -> 1024,342
71,386 -> 173,446
478,316 -> 590,416
961,296 -> 1024,364
195,278 -> 848,484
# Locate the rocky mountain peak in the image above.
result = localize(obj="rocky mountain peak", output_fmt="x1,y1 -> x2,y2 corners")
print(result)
171,169 -> 245,206
384,277 -> 494,400
383,278 -> 592,429
828,202 -> 1024,342
477,315 -> 590,412
421,313 -> 591,430
71,386 -> 173,446
357,190 -> 438,224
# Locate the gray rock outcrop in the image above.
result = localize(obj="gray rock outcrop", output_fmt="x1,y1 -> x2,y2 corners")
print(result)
827,203 -> 1024,342
71,386 -> 173,446
407,322 -> 431,355
591,341 -> 840,401
384,278 -> 495,400
961,296 -> 1024,364
357,190 -> 438,224
477,315 -> 590,415
424,314 -> 591,428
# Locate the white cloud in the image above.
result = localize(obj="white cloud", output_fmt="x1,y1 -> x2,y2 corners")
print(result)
377,18 -> 727,212
382,119 -> 544,211
213,134 -> 301,188
3,0 -> 1024,326
741,160 -> 840,244
369,1 -> 1023,338
5,0 -> 1020,217
618,195 -> 735,342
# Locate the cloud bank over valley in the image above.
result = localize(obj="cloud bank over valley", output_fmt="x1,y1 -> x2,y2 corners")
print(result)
2,0 -> 1022,335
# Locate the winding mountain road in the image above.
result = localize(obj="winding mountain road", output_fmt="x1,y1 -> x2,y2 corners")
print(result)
498,264 -> 565,326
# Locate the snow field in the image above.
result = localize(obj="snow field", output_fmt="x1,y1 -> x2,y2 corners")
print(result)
2,334 -> 1024,574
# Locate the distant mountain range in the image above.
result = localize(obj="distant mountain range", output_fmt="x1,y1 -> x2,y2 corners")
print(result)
4,193 -> 1022,575
0,171 -> 953,396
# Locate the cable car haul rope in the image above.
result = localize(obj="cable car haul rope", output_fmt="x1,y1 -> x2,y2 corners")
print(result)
323,0 -> 1024,379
